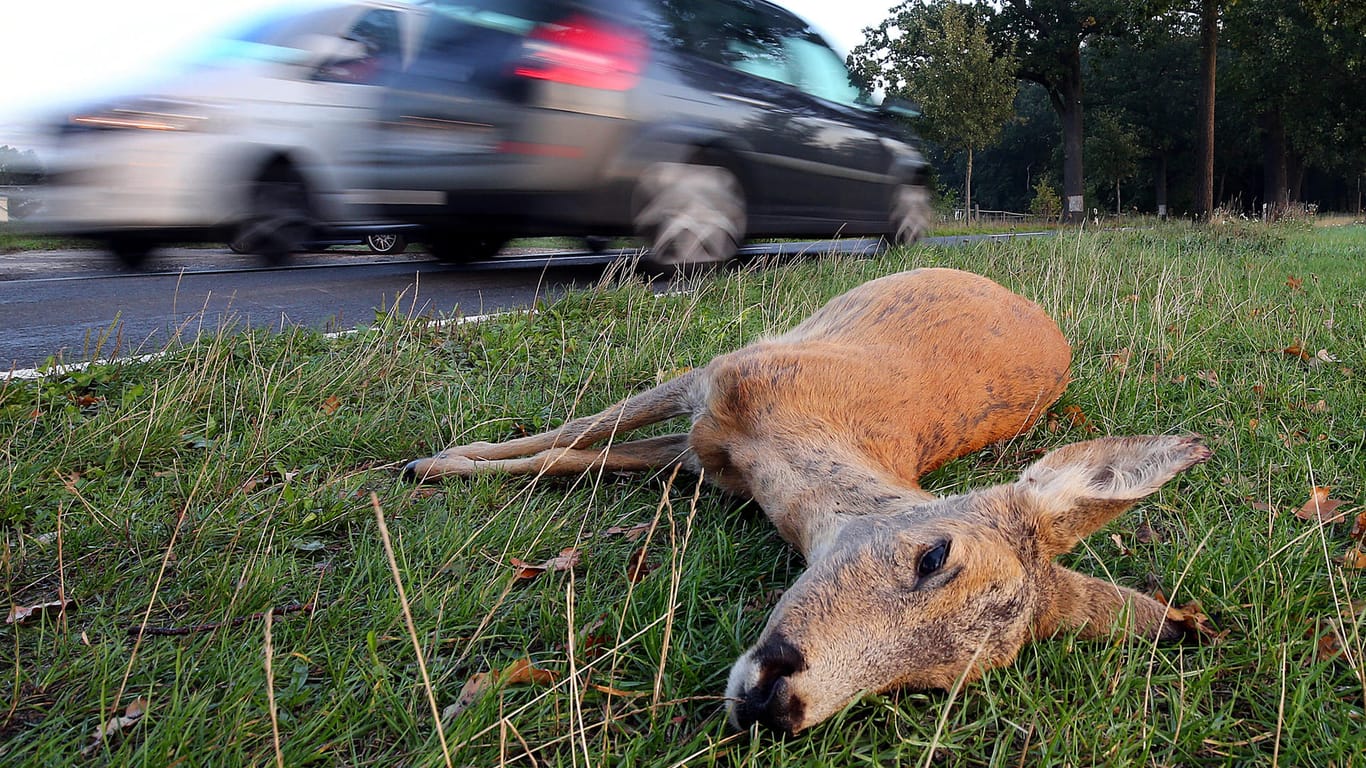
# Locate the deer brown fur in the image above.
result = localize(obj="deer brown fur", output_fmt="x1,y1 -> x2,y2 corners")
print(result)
403,267 -> 1211,733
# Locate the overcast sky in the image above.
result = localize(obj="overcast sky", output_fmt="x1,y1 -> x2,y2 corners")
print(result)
0,0 -> 900,121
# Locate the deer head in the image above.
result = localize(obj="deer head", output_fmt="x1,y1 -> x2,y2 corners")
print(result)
726,434 -> 1211,733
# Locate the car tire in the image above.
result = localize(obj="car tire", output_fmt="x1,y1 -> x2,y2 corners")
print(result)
107,235 -> 155,269
233,166 -> 314,266
890,183 -> 931,245
365,233 -> 407,255
426,232 -> 506,263
634,161 -> 746,271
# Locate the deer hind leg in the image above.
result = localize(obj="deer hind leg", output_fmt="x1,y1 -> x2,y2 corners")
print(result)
408,433 -> 697,479
403,370 -> 701,482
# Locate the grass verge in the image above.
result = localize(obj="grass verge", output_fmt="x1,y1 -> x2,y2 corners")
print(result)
3,224 -> 1365,765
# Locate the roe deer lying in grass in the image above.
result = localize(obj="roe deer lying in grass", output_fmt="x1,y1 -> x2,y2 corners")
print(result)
403,268 -> 1211,733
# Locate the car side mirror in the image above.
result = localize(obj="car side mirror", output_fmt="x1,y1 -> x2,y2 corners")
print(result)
879,97 -> 921,120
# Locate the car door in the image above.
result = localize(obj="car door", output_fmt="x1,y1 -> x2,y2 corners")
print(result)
774,29 -> 897,228
360,6 -> 539,219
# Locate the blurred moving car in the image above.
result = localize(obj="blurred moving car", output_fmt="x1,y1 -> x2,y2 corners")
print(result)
362,0 -> 930,268
30,0 -> 425,267
29,0 -> 929,269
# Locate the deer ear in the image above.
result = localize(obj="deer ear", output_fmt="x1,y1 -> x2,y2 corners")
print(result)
1015,435 -> 1211,557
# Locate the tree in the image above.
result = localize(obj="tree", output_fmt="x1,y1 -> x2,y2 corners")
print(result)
1084,110 -> 1141,213
851,1 -> 1018,219
1193,0 -> 1220,219
980,0 -> 1142,222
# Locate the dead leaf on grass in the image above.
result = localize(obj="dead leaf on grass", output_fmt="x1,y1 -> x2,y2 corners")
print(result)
1281,343 -> 1312,361
442,671 -> 495,721
7,598 -> 76,625
1161,598 -> 1227,644
502,657 -> 558,686
1134,522 -> 1165,545
1106,347 -> 1133,374
1350,510 -> 1366,541
1194,370 -> 1220,387
1109,534 -> 1132,556
320,395 -> 343,415
626,547 -> 656,583
82,697 -> 148,756
443,658 -> 559,721
509,547 -> 581,581
600,521 -> 653,541
1335,545 -> 1366,570
1286,275 -> 1304,291
1294,486 -> 1349,524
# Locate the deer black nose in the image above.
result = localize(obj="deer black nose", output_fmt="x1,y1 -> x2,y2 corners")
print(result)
732,635 -> 807,733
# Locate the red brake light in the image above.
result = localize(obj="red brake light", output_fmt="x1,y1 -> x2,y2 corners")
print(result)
514,15 -> 646,91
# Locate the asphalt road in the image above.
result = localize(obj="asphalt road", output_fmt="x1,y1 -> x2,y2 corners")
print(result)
1,238 -> 897,373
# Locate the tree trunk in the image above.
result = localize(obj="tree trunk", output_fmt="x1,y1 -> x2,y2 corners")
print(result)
1057,47 -> 1085,224
1261,108 -> 1288,219
965,148 -> 974,223
1155,152 -> 1169,218
1288,151 -> 1304,201
1195,0 -> 1219,220
1115,179 -> 1121,215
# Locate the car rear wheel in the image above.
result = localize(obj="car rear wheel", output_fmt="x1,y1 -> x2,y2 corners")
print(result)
365,233 -> 407,255
634,162 -> 746,271
890,184 -> 931,245
233,167 -> 314,265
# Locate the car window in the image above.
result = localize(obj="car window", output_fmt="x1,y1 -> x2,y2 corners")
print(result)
785,36 -> 863,107
317,8 -> 404,83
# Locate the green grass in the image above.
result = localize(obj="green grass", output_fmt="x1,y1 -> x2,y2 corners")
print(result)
3,224 -> 1365,766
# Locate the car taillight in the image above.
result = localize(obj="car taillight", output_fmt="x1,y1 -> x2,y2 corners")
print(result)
513,15 -> 646,91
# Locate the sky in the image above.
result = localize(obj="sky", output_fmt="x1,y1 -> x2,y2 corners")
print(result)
0,0 -> 899,124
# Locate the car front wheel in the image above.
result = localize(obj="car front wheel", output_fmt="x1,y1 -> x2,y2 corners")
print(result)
365,233 -> 407,255
890,184 -> 931,245
233,167 -> 314,265
634,162 -> 746,271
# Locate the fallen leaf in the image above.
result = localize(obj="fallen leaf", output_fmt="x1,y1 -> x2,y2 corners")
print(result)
502,657 -> 558,686
1294,487 -> 1348,524
1281,343 -> 1312,361
1163,599 -> 1227,643
1316,349 -> 1339,363
1134,523 -> 1164,545
442,672 -> 494,721
1335,544 -> 1366,569
1106,347 -> 1133,374
1057,405 -> 1096,433
1286,275 -> 1303,291
1109,533 -> 1132,556
321,395 -> 343,415
601,522 -> 653,541
1194,370 -> 1219,387
626,547 -> 656,583
443,659 -> 558,721
1316,627 -> 1343,663
82,697 -> 148,756
1248,499 -> 1277,514
7,598 -> 76,625
1351,510 -> 1366,541
509,547 -> 581,581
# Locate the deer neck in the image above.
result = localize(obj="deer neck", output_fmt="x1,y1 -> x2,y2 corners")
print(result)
744,444 -> 934,561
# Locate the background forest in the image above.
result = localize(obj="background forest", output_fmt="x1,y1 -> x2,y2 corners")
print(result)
848,0 -> 1366,219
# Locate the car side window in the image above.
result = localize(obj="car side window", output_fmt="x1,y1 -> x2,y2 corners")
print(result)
317,9 -> 403,84
784,36 -> 863,107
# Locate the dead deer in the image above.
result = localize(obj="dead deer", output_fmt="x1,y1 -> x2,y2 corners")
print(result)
403,268 -> 1211,733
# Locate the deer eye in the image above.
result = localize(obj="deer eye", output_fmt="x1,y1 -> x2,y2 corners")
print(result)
917,540 -> 950,577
